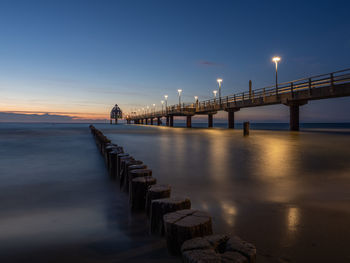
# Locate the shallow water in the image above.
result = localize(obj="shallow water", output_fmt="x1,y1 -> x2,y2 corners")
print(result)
100,123 -> 350,263
0,123 -> 177,263
1,123 -> 350,262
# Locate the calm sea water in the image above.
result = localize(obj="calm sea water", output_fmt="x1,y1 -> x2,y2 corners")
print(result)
1,122 -> 350,263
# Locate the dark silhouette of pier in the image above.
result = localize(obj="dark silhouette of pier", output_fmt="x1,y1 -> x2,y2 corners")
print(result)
124,68 -> 350,130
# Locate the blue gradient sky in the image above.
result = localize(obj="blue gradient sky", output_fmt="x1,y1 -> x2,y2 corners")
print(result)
0,0 -> 349,122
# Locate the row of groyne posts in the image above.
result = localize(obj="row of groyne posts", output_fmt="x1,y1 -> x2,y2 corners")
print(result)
89,124 -> 257,263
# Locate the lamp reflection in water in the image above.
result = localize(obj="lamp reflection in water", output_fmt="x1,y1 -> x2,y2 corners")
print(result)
284,206 -> 301,245
256,135 -> 300,203
221,201 -> 237,227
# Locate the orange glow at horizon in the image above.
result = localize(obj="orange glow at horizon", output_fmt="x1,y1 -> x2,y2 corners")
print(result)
0,109 -> 109,120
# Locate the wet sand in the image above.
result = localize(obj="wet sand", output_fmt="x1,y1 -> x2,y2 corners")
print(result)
0,124 -> 178,263
100,124 -> 350,263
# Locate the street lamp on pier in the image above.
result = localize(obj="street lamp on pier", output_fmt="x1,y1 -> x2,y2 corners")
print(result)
213,90 -> 218,101
152,103 -> 156,114
164,95 -> 168,113
177,89 -> 182,107
161,100 -> 164,114
217,78 -> 223,105
272,56 -> 281,95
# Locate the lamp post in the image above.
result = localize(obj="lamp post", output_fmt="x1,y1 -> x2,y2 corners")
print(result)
217,78 -> 222,105
213,90 -> 217,101
177,89 -> 182,106
161,100 -> 164,114
152,103 -> 156,114
146,105 -> 149,114
164,95 -> 168,113
272,56 -> 281,95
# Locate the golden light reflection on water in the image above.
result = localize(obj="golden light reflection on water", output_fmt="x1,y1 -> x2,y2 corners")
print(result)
287,207 -> 300,232
260,136 -> 291,178
221,201 -> 237,227
208,131 -> 229,183
284,206 -> 300,245
256,135 -> 300,203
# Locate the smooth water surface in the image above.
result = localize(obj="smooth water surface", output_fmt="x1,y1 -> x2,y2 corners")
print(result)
0,123 -> 177,263
99,123 -> 350,263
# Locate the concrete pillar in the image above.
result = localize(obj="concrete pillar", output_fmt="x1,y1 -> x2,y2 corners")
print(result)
166,116 -> 169,126
186,116 -> 192,128
208,114 -> 213,128
145,118 -> 148,125
290,104 -> 300,131
170,116 -> 174,127
228,111 -> 235,129
110,119 -> 112,124
151,118 -> 154,125
157,117 -> 161,126
115,118 -> 118,124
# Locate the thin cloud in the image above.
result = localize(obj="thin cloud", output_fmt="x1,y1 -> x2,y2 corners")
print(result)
197,60 -> 224,67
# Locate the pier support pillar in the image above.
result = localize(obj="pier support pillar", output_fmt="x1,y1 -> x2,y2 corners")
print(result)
290,104 -> 299,131
169,116 -> 174,127
115,118 -> 118,124
285,101 -> 307,131
151,118 -> 154,125
145,118 -> 148,125
208,114 -> 213,128
166,116 -> 169,126
110,119 -> 112,125
186,116 -> 192,128
227,109 -> 239,129
157,117 -> 161,126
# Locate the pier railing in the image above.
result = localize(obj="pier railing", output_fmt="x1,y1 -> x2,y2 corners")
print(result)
130,68 -> 350,119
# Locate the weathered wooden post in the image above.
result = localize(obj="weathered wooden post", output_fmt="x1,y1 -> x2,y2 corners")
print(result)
145,185 -> 171,217
186,116 -> 192,128
243,121 -> 250,136
181,235 -> 256,263
130,177 -> 157,210
108,149 -> 124,178
123,164 -> 148,192
116,153 -> 130,178
164,209 -> 213,255
128,169 -> 152,193
149,197 -> 191,235
118,156 -> 134,181
120,160 -> 143,189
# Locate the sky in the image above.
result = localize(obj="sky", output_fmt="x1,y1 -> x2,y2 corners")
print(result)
0,0 -> 350,123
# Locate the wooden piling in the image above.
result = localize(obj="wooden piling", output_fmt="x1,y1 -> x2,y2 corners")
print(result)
243,122 -> 250,136
130,177 -> 157,210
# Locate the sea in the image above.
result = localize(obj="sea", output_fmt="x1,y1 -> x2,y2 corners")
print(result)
0,122 -> 350,263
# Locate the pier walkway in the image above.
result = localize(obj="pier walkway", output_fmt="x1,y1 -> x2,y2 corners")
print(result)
125,68 -> 350,130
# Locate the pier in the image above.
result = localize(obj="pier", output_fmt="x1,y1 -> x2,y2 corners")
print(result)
125,68 -> 350,131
